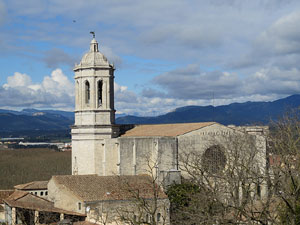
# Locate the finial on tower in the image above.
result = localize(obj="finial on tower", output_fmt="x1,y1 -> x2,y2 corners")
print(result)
90,31 -> 95,39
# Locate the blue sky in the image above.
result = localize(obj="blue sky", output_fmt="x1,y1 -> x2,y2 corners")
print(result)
1,0 -> 300,116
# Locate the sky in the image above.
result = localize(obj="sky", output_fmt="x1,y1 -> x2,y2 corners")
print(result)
1,0 -> 300,116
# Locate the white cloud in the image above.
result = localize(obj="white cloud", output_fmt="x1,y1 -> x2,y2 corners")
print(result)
3,72 -> 32,88
1,69 -> 74,109
244,67 -> 300,95
150,64 -> 241,100
257,11 -> 300,56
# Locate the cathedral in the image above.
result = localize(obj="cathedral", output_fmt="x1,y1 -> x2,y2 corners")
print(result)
71,35 -> 268,188
2,35 -> 269,225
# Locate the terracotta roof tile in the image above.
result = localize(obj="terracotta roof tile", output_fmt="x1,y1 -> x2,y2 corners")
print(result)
14,180 -> 48,190
0,190 -> 14,204
121,122 -> 216,137
52,174 -> 167,202
4,191 -> 85,216
6,190 -> 28,201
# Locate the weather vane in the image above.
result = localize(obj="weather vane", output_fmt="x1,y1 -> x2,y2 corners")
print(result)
90,31 -> 95,38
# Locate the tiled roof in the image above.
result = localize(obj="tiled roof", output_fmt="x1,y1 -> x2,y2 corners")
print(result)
0,190 -> 14,204
52,174 -> 167,202
121,122 -> 216,137
4,191 -> 85,216
14,180 -> 48,190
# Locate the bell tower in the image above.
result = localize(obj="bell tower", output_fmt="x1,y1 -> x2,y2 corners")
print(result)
71,33 -> 119,175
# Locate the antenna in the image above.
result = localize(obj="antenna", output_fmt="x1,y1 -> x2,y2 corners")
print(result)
90,31 -> 95,38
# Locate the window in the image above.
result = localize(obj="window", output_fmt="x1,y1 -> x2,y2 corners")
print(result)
157,213 -> 161,222
98,80 -> 103,106
45,191 -> 48,196
40,191 -> 44,196
85,81 -> 90,104
34,192 -> 37,195
202,145 -> 226,174
78,202 -> 82,210
257,184 -> 261,198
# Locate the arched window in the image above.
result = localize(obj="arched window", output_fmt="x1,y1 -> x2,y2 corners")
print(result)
202,145 -> 226,174
85,81 -> 90,104
98,80 -> 103,106
157,213 -> 161,222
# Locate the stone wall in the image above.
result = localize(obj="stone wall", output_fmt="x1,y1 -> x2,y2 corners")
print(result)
86,198 -> 170,225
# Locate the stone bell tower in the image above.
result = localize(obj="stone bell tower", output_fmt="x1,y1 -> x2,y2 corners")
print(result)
71,33 -> 119,175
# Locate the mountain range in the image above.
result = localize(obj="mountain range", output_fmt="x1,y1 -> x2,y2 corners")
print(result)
116,94 -> 300,125
1,94 -> 300,133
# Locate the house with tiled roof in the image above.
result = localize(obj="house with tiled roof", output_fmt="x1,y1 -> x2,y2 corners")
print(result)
4,190 -> 85,225
14,181 -> 48,199
48,174 -> 169,225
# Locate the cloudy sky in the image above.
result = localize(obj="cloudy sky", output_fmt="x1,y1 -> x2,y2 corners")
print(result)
1,0 -> 300,116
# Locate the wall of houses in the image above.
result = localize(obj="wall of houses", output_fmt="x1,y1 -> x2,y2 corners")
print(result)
48,179 -> 84,214
86,198 -> 170,225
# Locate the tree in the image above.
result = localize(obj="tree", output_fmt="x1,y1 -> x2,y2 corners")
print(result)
176,130 -> 278,224
269,109 -> 300,225
115,157 -> 170,225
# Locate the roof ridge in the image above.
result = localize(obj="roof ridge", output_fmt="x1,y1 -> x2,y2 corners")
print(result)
179,122 -> 217,136
7,190 -> 29,201
122,122 -> 218,137
135,122 -> 216,126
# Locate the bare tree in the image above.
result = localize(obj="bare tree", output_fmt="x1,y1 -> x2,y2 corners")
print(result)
175,130 -> 278,224
269,109 -> 300,225
115,157 -> 170,225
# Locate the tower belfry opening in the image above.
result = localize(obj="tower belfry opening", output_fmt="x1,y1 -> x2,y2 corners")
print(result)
85,81 -> 90,104
98,80 -> 103,106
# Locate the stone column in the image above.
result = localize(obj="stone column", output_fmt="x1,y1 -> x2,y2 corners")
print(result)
34,210 -> 39,225
60,213 -> 64,221
11,207 -> 16,225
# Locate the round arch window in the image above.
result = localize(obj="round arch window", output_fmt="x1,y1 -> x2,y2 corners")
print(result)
202,145 -> 226,174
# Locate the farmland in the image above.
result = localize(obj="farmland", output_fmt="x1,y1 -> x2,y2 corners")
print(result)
0,148 -> 71,189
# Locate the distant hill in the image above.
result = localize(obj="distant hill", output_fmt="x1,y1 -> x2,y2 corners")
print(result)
1,94 -> 300,134
116,94 -> 300,125
0,109 -> 74,132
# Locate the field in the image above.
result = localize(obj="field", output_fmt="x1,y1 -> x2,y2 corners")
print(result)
0,148 -> 71,189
